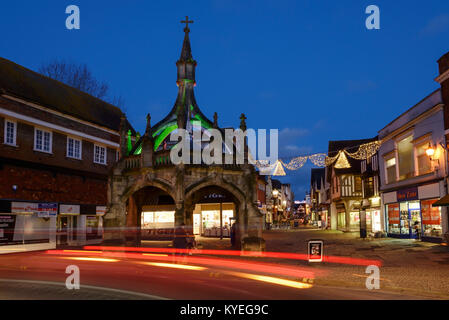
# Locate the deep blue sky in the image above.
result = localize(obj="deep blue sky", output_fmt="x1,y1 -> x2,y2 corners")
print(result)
1,1 -> 449,199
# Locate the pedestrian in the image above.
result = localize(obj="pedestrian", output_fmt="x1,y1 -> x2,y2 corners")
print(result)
230,222 -> 236,247
414,221 -> 421,240
173,223 -> 188,249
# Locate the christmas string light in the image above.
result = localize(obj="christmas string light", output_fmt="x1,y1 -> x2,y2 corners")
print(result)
281,157 -> 308,170
309,153 -> 327,167
344,141 -> 381,160
253,140 -> 382,175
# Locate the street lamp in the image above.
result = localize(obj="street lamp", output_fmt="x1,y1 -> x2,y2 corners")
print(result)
272,190 -> 279,198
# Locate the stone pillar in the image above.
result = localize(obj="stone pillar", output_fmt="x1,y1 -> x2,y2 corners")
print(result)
174,201 -> 185,227
103,203 -> 127,244
345,201 -> 351,232
330,202 -> 338,230
125,195 -> 138,244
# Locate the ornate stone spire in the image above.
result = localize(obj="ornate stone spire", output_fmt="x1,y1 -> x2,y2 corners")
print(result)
176,16 -> 196,86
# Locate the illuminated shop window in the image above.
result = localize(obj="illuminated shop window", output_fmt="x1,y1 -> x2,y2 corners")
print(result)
387,203 -> 400,234
421,199 -> 442,237
141,211 -> 175,229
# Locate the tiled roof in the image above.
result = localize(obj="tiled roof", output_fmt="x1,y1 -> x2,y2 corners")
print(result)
0,57 -> 134,133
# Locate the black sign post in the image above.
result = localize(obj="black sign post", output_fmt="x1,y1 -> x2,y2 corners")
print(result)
308,239 -> 324,263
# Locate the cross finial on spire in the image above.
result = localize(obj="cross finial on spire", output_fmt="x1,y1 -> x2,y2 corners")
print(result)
181,16 -> 194,32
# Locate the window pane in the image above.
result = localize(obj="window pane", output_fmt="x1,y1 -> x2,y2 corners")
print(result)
43,132 -> 50,152
68,138 -> 73,157
387,166 -> 396,183
36,130 -> 42,150
417,144 -> 431,175
397,136 -> 413,180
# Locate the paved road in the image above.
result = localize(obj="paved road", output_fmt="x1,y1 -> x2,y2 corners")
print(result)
0,250 -> 427,300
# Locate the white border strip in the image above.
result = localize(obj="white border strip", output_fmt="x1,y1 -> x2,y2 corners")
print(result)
0,107 -> 119,148
3,94 -> 120,136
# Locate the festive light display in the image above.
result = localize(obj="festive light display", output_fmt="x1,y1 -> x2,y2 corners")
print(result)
334,151 -> 351,169
344,141 -> 381,160
281,157 -> 308,170
254,140 -> 381,175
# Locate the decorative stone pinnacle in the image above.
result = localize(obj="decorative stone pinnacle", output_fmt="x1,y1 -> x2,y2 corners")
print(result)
213,112 -> 218,128
240,113 -> 247,131
145,113 -> 152,135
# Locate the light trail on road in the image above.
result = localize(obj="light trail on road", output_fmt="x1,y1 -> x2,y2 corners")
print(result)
83,245 -> 383,267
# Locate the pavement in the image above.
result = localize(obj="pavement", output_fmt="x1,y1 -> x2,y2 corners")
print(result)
159,228 -> 449,299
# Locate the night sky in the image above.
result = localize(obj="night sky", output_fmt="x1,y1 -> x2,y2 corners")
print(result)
1,0 -> 449,199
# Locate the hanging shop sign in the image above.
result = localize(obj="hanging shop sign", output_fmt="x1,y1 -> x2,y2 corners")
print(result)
96,206 -> 106,216
308,240 -> 324,263
397,187 -> 419,202
60,204 -> 80,215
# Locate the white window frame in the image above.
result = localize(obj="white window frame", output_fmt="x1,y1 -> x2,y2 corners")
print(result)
4,119 -> 17,146
66,136 -> 82,160
414,139 -> 432,176
94,144 -> 107,165
384,153 -> 397,184
34,127 -> 52,153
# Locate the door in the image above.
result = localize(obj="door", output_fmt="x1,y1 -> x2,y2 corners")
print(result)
409,201 -> 421,238
57,216 -> 68,245
193,214 -> 201,235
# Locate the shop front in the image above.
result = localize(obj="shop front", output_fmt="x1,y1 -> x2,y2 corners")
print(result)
58,204 -> 105,245
193,203 -> 235,238
360,198 -> 382,235
141,205 -> 176,240
0,200 -> 57,254
383,185 -> 443,241
317,206 -> 328,228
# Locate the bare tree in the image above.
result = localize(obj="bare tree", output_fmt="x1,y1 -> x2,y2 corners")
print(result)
39,60 -> 110,101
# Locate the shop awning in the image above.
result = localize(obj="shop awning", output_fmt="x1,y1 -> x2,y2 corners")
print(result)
433,194 -> 449,207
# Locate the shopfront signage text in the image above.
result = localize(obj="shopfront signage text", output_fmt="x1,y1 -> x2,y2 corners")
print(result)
397,187 -> 418,202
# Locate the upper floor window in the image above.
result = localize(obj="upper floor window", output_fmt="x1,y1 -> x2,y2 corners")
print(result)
4,119 -> 17,146
386,156 -> 396,183
94,144 -> 107,165
67,137 -> 82,160
416,142 -> 432,175
397,135 -> 414,180
34,128 -> 52,153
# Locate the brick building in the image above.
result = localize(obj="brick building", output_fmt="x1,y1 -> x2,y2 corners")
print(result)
0,57 -> 133,252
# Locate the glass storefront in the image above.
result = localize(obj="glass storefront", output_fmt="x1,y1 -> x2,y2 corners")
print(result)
141,211 -> 175,229
421,199 -> 442,237
386,199 -> 441,239
194,203 -> 235,237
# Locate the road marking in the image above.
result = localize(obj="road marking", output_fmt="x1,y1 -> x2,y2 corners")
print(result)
0,279 -> 169,300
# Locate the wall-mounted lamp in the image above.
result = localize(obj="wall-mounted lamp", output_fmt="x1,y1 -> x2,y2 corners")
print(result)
12,185 -> 18,192
426,143 -> 435,160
